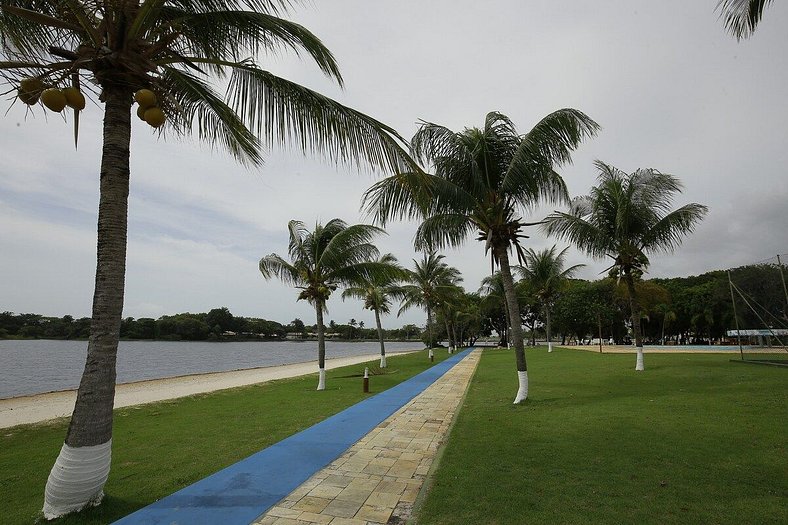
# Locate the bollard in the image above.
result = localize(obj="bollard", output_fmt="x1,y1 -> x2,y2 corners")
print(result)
363,367 -> 369,393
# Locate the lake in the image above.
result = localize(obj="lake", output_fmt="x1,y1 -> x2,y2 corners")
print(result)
0,339 -> 421,399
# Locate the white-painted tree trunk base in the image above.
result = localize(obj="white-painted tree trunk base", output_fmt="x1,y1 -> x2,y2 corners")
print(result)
635,348 -> 645,371
43,440 -> 112,520
548,342 -> 553,353
317,368 -> 326,390
380,355 -> 387,368
513,371 -> 529,404
428,349 -> 434,359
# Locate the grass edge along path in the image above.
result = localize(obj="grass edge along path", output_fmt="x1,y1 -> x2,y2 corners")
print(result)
415,347 -> 787,525
0,349 -> 450,525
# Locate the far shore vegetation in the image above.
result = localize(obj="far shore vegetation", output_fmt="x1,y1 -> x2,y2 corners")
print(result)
2,260 -> 783,348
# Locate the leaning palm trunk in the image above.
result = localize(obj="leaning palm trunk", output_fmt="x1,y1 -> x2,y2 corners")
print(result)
315,304 -> 327,390
496,247 -> 528,403
426,306 -> 434,361
546,307 -> 553,353
625,273 -> 645,371
374,308 -> 386,368
444,318 -> 453,353
44,89 -> 132,519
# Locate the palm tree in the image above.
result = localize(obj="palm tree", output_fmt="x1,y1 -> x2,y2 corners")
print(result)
519,245 -> 584,353
398,252 -> 462,360
544,161 -> 708,371
434,280 -> 465,353
655,303 -> 677,345
364,110 -> 599,402
342,253 -> 406,367
1,2 -> 415,517
259,219 -> 390,390
717,0 -> 775,39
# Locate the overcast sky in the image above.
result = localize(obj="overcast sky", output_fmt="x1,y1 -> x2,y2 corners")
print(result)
1,1 -> 786,328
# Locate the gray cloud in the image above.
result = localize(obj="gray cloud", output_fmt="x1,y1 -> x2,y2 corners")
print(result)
1,1 -> 786,327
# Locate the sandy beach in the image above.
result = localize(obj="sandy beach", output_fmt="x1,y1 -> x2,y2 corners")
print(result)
0,352 -> 410,429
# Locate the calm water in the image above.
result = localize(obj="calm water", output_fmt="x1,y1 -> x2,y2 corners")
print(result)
0,339 -> 420,399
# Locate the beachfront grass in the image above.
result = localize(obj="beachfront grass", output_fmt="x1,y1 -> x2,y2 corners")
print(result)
416,347 -> 787,525
1,348 -> 446,525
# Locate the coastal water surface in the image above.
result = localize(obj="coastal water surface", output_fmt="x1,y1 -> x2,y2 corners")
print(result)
0,339 -> 420,399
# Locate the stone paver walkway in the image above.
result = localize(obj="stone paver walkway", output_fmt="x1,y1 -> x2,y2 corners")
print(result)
253,348 -> 481,525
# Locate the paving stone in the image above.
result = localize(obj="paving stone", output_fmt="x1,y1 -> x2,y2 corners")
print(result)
254,349 -> 481,525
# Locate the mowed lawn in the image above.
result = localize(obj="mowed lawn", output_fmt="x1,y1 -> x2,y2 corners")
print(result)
0,349 -> 446,525
417,347 -> 787,525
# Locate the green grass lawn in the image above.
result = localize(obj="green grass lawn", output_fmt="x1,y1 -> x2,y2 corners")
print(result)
0,348 -> 445,525
417,347 -> 787,525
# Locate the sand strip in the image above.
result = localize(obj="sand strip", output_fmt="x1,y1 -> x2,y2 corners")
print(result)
0,352 -> 413,429
565,345 -> 782,354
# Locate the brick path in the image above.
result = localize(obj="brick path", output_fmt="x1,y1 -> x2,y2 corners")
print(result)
253,348 -> 481,525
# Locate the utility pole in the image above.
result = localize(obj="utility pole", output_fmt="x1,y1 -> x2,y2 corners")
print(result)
728,270 -> 744,360
777,254 -> 788,314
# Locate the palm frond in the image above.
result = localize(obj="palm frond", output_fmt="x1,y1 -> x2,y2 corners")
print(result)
160,65 -> 263,165
543,210 -> 610,259
413,213 -> 474,252
640,203 -> 709,253
224,61 -> 415,173
259,253 -> 301,286
154,8 -> 343,83
717,0 -> 774,39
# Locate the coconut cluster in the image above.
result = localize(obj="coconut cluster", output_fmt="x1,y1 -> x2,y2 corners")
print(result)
18,78 -> 85,112
134,89 -> 165,128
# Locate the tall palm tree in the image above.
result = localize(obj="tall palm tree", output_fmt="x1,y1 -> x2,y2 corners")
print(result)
398,252 -> 462,360
259,219 -> 390,389
717,0 -> 775,39
342,253 -> 406,368
519,245 -> 584,353
544,161 -> 708,371
364,110 -> 599,402
1,2 -> 414,517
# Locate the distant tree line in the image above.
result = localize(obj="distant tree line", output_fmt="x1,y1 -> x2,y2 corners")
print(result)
0,307 -> 427,342
540,263 -> 786,345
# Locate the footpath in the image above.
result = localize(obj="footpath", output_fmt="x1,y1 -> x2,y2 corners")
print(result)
115,348 -> 481,525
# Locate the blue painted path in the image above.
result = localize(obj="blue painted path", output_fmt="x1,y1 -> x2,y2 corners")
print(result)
114,348 -> 473,525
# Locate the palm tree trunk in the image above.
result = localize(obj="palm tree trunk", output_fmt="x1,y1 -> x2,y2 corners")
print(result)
374,308 -> 386,368
426,306 -> 434,361
316,303 -> 326,390
624,273 -> 645,371
496,246 -> 528,403
546,307 -> 553,353
444,318 -> 453,353
44,88 -> 132,519
452,323 -> 459,352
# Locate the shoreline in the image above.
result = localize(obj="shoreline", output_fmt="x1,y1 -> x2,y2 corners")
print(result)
0,351 -> 415,429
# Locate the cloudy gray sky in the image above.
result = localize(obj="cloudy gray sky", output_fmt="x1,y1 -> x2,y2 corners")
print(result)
1,1 -> 786,328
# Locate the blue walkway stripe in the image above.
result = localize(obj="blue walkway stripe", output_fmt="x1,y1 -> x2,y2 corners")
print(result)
114,347 -> 473,525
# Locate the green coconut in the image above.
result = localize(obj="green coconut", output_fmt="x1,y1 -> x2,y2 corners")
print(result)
18,77 -> 44,105
41,88 -> 67,112
63,87 -> 86,110
134,89 -> 157,108
143,106 -> 165,128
